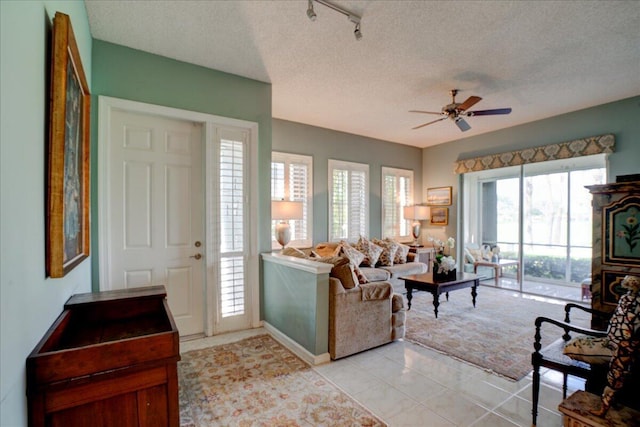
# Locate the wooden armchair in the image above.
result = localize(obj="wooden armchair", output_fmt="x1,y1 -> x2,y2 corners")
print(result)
531,303 -> 610,426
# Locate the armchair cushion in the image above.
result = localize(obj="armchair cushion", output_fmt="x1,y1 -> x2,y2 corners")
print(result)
563,335 -> 613,365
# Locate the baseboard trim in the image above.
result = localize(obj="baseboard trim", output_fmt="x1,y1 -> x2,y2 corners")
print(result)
263,322 -> 330,366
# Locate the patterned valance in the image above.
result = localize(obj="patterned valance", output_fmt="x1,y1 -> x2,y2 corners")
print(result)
454,134 -> 615,174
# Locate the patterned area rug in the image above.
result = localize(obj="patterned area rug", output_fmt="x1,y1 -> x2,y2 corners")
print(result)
178,334 -> 385,426
405,285 -> 591,380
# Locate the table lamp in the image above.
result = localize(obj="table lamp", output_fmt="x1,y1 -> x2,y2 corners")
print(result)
403,205 -> 430,246
272,200 -> 304,250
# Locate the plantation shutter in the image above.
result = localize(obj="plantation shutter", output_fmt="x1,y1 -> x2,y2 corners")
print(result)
271,152 -> 313,248
219,138 -> 246,317
328,160 -> 369,242
382,167 -> 414,239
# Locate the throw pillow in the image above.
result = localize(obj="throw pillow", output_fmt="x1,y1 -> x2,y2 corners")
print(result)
388,239 -> 410,264
314,256 -> 358,289
355,236 -> 383,267
339,244 -> 369,284
281,247 -> 307,258
314,243 -> 341,257
469,248 -> 483,262
563,335 -> 613,365
373,238 -> 399,266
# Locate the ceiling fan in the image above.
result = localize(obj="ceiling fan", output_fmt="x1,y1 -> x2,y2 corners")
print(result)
410,89 -> 512,132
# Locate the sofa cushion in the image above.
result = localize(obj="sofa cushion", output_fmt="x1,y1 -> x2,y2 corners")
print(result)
381,262 -> 427,279
315,256 -> 358,289
373,238 -> 399,266
360,267 -> 390,283
356,236 -> 383,267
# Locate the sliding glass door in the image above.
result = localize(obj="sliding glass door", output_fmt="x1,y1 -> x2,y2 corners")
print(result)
463,155 -> 606,300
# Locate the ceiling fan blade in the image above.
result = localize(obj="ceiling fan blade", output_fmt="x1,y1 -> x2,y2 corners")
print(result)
457,96 -> 482,111
409,110 -> 443,115
455,117 -> 471,132
412,117 -> 447,130
467,108 -> 512,116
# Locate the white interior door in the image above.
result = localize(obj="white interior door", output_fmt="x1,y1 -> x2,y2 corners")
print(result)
105,108 -> 204,337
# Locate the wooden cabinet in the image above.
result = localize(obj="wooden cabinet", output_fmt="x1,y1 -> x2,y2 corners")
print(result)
587,180 -> 640,329
27,286 -> 180,427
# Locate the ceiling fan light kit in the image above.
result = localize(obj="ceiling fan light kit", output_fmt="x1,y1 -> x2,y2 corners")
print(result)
411,89 -> 512,132
307,0 -> 363,41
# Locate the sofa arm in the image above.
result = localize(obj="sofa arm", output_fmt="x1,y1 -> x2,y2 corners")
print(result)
360,282 -> 392,301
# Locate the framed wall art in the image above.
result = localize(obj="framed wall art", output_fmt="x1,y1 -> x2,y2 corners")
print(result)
426,186 -> 452,206
430,207 -> 449,226
46,12 -> 91,278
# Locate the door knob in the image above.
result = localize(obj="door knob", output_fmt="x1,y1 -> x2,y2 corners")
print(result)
190,253 -> 202,260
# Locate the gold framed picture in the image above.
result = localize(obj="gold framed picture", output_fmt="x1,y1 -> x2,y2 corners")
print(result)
46,12 -> 91,278
426,186 -> 452,206
430,207 -> 449,226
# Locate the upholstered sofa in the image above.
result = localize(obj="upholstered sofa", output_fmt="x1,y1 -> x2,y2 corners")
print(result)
281,239 -> 427,359
314,241 -> 429,294
329,276 -> 406,359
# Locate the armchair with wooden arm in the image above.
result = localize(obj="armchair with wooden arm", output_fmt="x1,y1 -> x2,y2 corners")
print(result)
531,303 -> 611,426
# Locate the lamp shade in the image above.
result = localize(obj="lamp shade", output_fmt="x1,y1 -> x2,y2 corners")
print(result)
272,200 -> 304,220
403,205 -> 430,220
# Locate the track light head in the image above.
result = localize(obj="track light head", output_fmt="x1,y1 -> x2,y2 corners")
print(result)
307,0 -> 317,21
354,23 -> 362,40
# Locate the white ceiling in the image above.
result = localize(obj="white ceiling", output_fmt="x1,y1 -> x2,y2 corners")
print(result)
85,0 -> 640,148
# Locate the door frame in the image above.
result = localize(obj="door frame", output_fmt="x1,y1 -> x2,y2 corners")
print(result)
98,96 -> 260,336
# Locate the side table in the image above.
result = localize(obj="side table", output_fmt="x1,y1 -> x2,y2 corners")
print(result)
409,246 -> 434,270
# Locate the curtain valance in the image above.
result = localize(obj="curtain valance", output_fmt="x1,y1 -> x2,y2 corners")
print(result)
453,134 -> 615,174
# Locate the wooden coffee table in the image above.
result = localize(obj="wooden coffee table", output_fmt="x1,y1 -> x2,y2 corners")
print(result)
401,272 -> 480,318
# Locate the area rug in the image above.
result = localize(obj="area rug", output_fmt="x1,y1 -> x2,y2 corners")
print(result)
178,334 -> 385,426
404,286 -> 592,381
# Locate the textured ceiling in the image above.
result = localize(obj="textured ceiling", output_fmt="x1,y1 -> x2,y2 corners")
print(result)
85,0 -> 640,148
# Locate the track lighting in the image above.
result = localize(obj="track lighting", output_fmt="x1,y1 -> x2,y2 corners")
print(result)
307,0 -> 362,40
306,0 -> 317,21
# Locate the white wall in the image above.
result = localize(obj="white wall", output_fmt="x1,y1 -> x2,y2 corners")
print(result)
0,2 -> 92,425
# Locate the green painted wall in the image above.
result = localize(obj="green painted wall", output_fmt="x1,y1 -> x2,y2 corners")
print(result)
422,96 -> 640,243
90,40 -> 273,290
273,118 -> 424,244
1,2 -> 93,425
263,258 -> 329,355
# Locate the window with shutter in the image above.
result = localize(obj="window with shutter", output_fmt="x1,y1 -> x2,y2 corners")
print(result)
271,152 -> 313,248
328,160 -> 369,241
219,138 -> 246,317
381,167 -> 414,240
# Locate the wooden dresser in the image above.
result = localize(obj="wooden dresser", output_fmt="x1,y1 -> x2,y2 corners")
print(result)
27,286 -> 180,427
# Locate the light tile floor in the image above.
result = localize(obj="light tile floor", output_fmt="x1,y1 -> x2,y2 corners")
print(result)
182,327 -> 585,427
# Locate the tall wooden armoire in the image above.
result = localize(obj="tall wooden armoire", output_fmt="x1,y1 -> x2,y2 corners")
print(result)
587,179 -> 640,329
